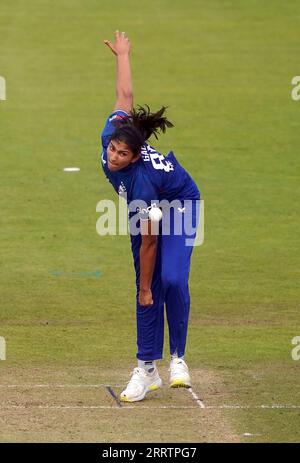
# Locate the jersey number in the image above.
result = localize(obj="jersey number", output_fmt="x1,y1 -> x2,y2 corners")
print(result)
150,152 -> 174,172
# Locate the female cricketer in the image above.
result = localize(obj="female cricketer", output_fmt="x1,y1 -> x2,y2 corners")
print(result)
100,31 -> 201,402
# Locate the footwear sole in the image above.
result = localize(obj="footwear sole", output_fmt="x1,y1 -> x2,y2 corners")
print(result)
169,379 -> 192,388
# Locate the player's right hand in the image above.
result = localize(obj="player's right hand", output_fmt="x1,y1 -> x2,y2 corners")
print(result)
104,30 -> 131,56
139,289 -> 153,307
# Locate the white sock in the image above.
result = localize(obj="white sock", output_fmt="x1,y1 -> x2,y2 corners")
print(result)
171,352 -> 184,361
138,359 -> 156,374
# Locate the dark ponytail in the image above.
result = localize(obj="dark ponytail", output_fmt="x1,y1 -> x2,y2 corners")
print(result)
130,105 -> 174,141
110,105 -> 174,155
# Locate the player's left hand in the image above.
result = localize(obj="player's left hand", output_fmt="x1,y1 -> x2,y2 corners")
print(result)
139,289 -> 153,307
104,30 -> 131,56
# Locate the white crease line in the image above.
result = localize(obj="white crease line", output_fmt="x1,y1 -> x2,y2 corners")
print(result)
0,405 -> 200,410
0,385 -> 299,411
0,404 -> 300,410
0,384 -> 123,388
187,388 -> 206,409
208,405 -> 300,410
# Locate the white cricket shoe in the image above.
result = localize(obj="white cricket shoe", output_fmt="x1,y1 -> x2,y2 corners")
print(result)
120,367 -> 162,402
169,358 -> 192,388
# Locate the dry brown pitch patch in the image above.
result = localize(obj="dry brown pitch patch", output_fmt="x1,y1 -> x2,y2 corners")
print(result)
0,365 -> 240,442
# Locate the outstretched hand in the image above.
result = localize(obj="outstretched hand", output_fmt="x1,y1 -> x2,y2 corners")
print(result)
104,30 -> 131,56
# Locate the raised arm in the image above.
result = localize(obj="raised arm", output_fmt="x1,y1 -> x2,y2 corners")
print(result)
104,31 -> 133,113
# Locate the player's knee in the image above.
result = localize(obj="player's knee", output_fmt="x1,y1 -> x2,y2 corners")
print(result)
161,272 -> 185,290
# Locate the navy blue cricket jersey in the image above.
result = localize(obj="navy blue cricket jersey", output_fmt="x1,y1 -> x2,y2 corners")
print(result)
100,110 -> 200,219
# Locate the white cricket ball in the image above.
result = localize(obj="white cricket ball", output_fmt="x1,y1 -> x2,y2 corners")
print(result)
149,206 -> 163,222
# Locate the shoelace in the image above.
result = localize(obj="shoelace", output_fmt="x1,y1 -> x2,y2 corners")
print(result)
126,368 -> 147,387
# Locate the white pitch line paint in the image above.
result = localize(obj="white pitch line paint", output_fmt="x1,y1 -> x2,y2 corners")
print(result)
187,388 -> 206,409
1,404 -> 299,410
0,385 -> 299,411
211,405 -> 300,410
0,384 -> 123,388
0,405 -> 201,410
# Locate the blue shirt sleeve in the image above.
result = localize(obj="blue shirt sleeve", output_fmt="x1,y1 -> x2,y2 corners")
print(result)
101,110 -> 129,149
129,171 -> 159,221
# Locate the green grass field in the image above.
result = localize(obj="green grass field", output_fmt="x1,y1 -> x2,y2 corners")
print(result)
1,0 -> 300,442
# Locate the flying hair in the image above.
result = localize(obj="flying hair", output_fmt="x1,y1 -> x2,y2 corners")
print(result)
110,105 -> 174,155
129,105 -> 174,141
